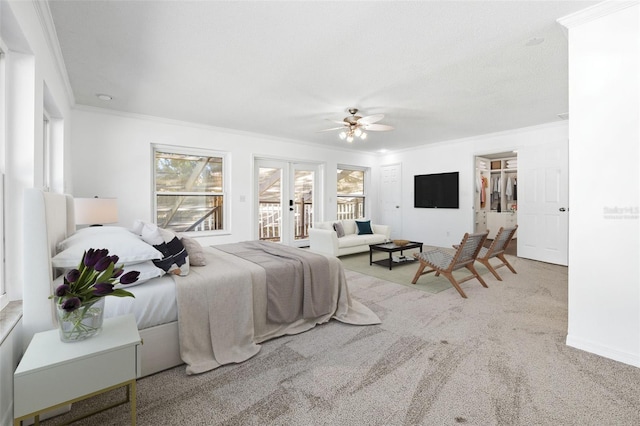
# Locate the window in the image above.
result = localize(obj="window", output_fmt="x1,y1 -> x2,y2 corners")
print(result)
153,146 -> 227,233
337,167 -> 366,220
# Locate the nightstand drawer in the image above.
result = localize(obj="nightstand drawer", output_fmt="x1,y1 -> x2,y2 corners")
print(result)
14,345 -> 136,417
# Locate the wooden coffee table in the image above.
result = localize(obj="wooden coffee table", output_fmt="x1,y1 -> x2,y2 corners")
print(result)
369,241 -> 423,270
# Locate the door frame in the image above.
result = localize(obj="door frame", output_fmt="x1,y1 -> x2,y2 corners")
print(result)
254,157 -> 322,247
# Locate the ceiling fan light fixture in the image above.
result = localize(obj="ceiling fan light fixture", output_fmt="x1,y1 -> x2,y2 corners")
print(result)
321,107 -> 393,143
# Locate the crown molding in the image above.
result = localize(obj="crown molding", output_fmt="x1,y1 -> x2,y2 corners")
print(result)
73,104 -> 377,156
31,0 -> 75,107
557,0 -> 638,29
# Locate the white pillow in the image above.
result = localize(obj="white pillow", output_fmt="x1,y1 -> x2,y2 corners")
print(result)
52,230 -> 163,269
341,220 -> 357,235
115,261 -> 166,288
57,226 -> 133,251
130,219 -> 145,236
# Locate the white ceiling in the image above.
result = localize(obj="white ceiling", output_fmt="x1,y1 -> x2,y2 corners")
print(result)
47,0 -> 597,153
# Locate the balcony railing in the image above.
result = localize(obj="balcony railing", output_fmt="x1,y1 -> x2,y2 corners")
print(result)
258,201 -> 313,241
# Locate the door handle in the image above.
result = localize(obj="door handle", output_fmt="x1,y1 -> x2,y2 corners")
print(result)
559,207 -> 567,212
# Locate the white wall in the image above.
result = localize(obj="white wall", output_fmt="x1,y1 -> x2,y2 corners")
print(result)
70,108 -> 380,246
2,1 -> 73,301
561,2 -> 639,367
380,122 -> 568,248
1,2 -> 74,422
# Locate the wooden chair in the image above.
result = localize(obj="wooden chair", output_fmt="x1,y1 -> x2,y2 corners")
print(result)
411,231 -> 489,298
476,225 -> 518,281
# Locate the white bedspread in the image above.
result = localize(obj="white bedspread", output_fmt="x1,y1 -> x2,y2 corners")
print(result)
103,275 -> 177,329
174,246 -> 381,375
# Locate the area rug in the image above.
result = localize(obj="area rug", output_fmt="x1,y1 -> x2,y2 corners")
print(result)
339,248 -> 491,295
42,258 -> 640,426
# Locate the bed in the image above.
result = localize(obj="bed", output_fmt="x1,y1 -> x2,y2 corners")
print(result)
22,189 -> 380,377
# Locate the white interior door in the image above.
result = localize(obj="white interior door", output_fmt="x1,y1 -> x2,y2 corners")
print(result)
517,139 -> 569,265
255,159 -> 318,247
379,163 -> 402,239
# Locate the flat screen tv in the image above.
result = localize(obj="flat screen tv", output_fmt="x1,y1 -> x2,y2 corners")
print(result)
414,172 -> 459,209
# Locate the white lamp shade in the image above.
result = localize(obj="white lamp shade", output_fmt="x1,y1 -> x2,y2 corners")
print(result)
74,197 -> 118,225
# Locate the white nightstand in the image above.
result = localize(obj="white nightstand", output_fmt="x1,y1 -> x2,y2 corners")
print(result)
14,314 -> 141,426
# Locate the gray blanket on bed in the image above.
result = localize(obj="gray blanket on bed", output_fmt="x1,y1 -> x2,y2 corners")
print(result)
216,241 -> 332,323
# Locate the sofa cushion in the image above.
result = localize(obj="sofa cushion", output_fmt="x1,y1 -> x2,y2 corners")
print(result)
337,234 -> 386,248
333,222 -> 345,238
356,220 -> 374,235
341,220 -> 357,235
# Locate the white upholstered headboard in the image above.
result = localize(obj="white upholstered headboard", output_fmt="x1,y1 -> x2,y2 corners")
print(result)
22,188 -> 75,348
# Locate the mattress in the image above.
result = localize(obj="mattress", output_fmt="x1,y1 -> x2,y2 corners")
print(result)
103,275 -> 177,329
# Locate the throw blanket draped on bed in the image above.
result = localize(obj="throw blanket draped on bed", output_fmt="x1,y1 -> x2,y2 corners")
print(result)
216,241 -> 332,323
174,242 -> 380,375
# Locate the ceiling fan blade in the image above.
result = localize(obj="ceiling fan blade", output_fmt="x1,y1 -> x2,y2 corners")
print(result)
364,123 -> 394,131
317,127 -> 346,132
358,114 -> 384,125
326,119 -> 348,125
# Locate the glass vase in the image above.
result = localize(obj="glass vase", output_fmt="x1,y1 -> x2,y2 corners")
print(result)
56,298 -> 105,342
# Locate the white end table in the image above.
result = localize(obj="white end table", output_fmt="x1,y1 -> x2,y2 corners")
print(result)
14,314 -> 141,425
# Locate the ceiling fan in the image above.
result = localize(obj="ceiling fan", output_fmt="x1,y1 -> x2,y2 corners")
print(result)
320,108 -> 394,142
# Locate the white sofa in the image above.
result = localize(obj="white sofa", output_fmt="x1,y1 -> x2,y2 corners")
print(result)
309,219 -> 391,257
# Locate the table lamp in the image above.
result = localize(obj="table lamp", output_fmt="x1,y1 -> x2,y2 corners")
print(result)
74,196 -> 118,226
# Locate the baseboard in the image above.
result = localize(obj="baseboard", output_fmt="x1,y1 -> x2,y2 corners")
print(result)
566,334 -> 640,368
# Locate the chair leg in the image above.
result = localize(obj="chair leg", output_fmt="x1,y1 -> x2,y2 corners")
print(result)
440,271 -> 468,298
478,259 -> 502,281
497,254 -> 517,274
466,264 -> 488,288
411,262 -> 427,284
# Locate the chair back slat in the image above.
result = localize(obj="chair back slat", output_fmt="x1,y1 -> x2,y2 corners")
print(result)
484,226 -> 518,259
451,231 -> 488,268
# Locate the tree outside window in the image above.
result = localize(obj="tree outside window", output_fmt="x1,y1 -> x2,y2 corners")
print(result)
154,149 -> 226,232
337,168 -> 366,220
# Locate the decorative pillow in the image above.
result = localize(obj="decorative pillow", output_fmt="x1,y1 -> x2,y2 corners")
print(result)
141,224 -> 190,276
115,261 -> 166,288
332,222 -> 345,238
52,230 -> 163,269
180,235 -> 207,266
355,220 -> 374,235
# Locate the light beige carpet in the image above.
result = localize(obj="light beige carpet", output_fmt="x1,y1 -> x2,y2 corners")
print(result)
42,257 -> 640,426
340,248 -> 490,295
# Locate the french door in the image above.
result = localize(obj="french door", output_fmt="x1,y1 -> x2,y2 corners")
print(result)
255,159 -> 319,247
